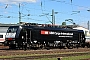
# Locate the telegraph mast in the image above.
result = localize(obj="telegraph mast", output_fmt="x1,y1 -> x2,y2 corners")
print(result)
19,3 -> 21,24
87,21 -> 90,30
52,9 -> 55,25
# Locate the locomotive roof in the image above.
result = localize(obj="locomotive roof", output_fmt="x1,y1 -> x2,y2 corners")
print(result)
8,25 -> 84,33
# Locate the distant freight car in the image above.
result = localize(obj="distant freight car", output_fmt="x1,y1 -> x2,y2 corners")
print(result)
5,23 -> 86,50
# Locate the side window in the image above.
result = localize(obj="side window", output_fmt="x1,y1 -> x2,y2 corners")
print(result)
0,35 -> 3,38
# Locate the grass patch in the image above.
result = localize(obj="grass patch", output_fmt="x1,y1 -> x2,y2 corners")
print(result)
34,58 -> 57,60
62,54 -> 90,60
34,54 -> 90,60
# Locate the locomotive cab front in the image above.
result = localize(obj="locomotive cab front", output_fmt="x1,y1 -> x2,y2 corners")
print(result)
5,26 -> 20,49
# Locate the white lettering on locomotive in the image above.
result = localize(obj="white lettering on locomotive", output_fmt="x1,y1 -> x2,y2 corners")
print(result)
49,31 -> 73,35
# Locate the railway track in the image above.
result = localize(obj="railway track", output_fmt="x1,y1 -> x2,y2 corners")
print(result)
0,46 -> 90,60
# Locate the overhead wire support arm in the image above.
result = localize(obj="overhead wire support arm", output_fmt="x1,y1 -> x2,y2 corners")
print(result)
52,9 -> 54,25
65,19 -> 76,25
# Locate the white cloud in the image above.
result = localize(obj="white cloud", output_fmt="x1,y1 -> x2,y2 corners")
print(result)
0,0 -> 37,4
77,7 -> 87,11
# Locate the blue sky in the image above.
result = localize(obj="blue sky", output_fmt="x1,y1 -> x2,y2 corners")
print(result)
0,0 -> 90,29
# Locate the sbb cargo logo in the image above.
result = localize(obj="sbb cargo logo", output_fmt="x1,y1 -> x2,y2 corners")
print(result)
41,30 -> 49,35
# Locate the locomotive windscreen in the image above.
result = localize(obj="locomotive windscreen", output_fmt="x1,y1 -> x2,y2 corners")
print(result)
7,26 -> 19,33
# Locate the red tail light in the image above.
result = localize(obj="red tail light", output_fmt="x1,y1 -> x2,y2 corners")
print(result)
8,38 -> 12,40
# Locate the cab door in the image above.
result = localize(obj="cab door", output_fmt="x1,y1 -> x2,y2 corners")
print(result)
25,28 -> 32,44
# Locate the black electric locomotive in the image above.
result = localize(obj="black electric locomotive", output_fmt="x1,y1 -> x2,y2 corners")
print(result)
5,23 -> 85,49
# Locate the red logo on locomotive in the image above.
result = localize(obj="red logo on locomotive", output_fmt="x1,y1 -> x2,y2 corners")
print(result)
41,30 -> 49,35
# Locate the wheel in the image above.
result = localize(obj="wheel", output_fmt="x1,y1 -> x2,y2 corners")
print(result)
46,47 -> 50,50
9,44 -> 16,49
81,44 -> 85,48
66,43 -> 73,49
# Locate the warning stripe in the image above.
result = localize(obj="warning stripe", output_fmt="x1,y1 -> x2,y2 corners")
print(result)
0,39 -> 5,42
